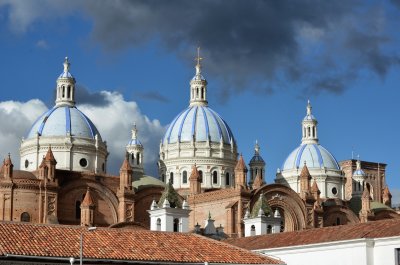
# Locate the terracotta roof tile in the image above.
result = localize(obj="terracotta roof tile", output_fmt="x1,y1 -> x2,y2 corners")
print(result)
225,218 -> 400,250
0,222 -> 281,264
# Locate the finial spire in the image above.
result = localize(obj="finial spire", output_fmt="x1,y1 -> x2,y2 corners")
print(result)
356,155 -> 361,170
131,122 -> 137,140
195,47 -> 203,76
254,140 -> 260,154
63,57 -> 70,73
307,99 -> 312,116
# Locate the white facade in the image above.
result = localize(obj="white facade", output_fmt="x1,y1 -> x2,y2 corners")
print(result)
159,49 -> 238,190
275,101 -> 344,199
148,200 -> 191,232
257,236 -> 400,265
20,58 -> 108,173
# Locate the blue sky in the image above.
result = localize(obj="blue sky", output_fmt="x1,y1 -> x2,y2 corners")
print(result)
0,1 -> 400,202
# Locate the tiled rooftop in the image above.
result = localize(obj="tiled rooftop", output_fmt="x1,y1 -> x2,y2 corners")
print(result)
225,218 -> 400,250
0,222 -> 282,264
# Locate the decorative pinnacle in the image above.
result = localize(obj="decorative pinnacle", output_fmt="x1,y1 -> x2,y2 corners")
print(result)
131,122 -> 137,140
307,99 -> 312,116
356,155 -> 361,170
195,47 -> 203,75
255,140 -> 260,154
63,57 -> 70,73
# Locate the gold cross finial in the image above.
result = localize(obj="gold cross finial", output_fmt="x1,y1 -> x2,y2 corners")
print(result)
195,47 -> 203,66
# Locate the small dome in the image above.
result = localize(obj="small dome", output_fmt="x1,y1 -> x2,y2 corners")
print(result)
128,138 -> 142,146
163,105 -> 234,145
303,113 -> 316,121
282,144 -> 340,170
250,153 -> 264,163
27,106 -> 101,140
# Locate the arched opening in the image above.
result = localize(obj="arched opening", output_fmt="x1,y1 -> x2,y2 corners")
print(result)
137,153 -> 140,165
313,126 -> 316,138
182,171 -> 188,184
225,172 -> 230,186
250,225 -> 255,236
62,86 -> 65,98
196,87 -> 199,98
307,127 -> 311,137
170,172 -> 174,184
366,183 -> 373,199
280,220 -> 285,232
213,171 -> 218,184
161,174 -> 165,182
157,218 -> 161,231
201,87 -> 204,99
131,153 -> 135,165
267,225 -> 272,234
173,218 -> 179,232
199,170 -> 203,183
75,201 -> 81,219
67,86 -> 71,99
21,212 -> 30,222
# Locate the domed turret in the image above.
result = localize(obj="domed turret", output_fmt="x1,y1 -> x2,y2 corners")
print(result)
159,48 -> 238,190
276,100 -> 344,199
126,123 -> 144,178
20,58 -> 108,173
249,140 -> 266,186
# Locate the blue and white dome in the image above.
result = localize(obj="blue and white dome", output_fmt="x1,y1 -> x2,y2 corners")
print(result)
163,105 -> 234,144
27,106 -> 101,140
282,143 -> 339,170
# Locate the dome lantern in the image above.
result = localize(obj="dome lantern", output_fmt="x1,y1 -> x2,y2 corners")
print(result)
55,57 -> 76,107
189,47 -> 208,107
301,100 -> 318,144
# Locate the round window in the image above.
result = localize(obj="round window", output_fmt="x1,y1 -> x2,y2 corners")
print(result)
24,159 -> 29,169
79,158 -> 88,168
332,187 -> 338,195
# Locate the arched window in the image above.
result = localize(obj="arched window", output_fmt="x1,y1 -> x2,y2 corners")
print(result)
199,170 -> 203,183
75,201 -> 81,219
313,126 -> 316,137
213,171 -> 218,184
173,218 -> 179,232
307,127 -> 311,137
170,172 -> 174,184
137,153 -> 140,165
196,87 -> 199,97
131,153 -> 135,165
161,174 -> 165,182
157,218 -> 161,231
67,86 -> 71,99
250,225 -> 255,236
201,88 -> 204,99
62,86 -> 65,98
21,212 -> 30,222
225,172 -> 230,186
267,225 -> 272,234
182,171 -> 188,184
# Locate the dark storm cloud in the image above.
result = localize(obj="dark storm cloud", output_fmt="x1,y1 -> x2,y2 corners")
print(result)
78,0 -> 399,96
75,85 -> 111,106
2,0 -> 399,96
134,91 -> 170,103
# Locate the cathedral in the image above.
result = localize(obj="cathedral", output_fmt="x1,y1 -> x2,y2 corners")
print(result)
0,53 -> 397,238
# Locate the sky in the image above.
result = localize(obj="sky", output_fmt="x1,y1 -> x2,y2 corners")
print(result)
0,1 -> 399,202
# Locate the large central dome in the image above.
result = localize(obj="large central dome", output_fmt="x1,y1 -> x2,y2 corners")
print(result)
158,49 -> 238,190
163,105 -> 234,145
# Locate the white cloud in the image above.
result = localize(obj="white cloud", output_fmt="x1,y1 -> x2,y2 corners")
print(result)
0,92 -> 166,177
0,99 -> 48,162
78,91 -> 166,176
